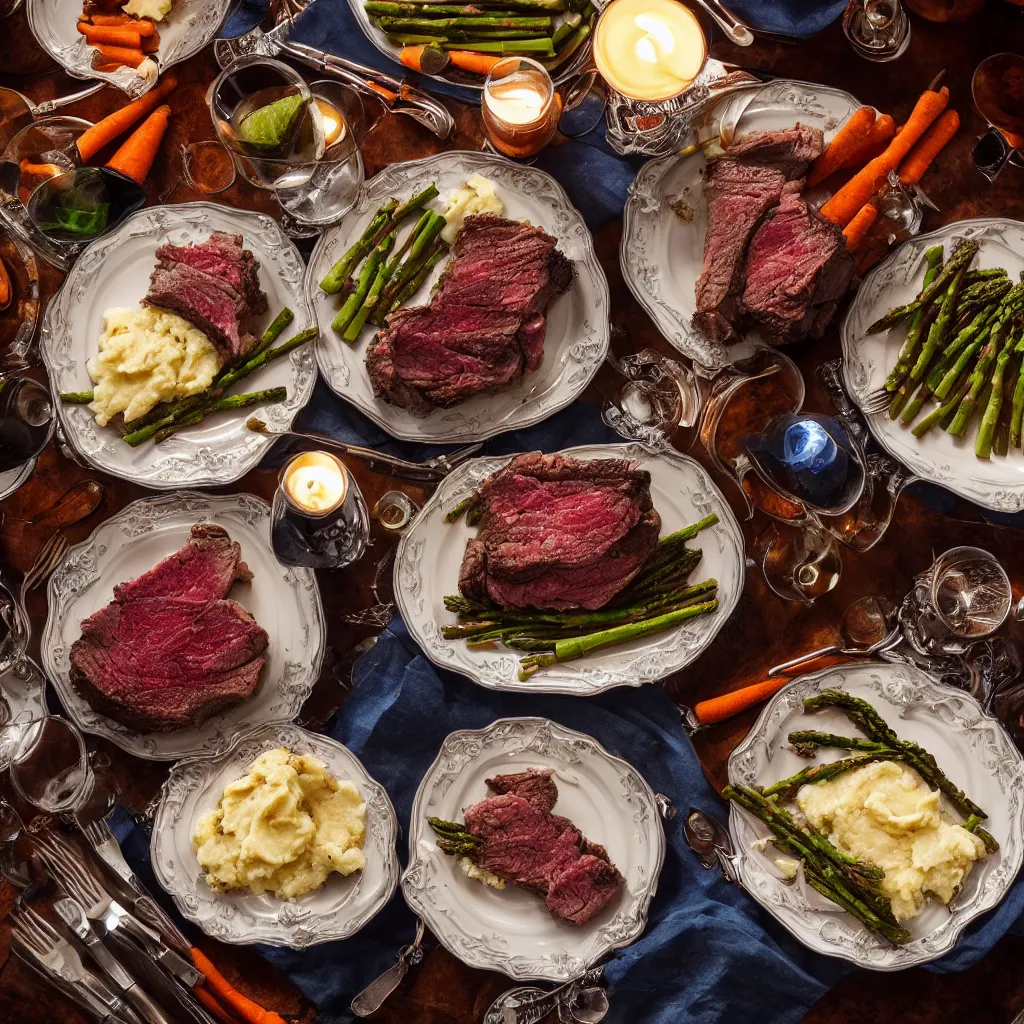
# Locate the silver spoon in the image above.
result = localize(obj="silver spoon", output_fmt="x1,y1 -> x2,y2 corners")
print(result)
0,83 -> 105,121
768,595 -> 901,678
691,0 -> 754,46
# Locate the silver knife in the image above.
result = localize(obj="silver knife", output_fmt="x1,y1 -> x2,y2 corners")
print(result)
251,20 -> 456,140
351,919 -> 425,1016
55,897 -> 179,1024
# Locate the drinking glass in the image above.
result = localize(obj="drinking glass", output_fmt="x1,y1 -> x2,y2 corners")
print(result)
180,141 -> 237,195
899,547 -> 1012,656
2,715 -> 95,813
0,374 -> 54,474
208,57 -> 365,226
842,0 -> 911,62
0,231 -> 39,371
482,57 -> 561,160
971,53 -> 1024,183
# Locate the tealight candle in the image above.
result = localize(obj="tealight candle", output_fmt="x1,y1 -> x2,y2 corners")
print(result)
314,98 -> 347,148
594,0 -> 707,103
482,57 -> 561,159
282,451 -> 347,516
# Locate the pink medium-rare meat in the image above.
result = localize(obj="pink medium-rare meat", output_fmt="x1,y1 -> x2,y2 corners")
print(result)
723,125 -> 825,179
113,524 -> 253,605
154,232 -> 267,315
456,453 -> 661,611
740,192 -> 855,343
485,768 -> 558,813
69,525 -> 268,732
460,772 -> 625,925
366,215 -> 573,412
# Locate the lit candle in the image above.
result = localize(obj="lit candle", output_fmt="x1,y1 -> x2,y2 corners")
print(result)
485,83 -> 547,126
482,57 -> 560,159
282,452 -> 348,516
594,0 -> 707,103
314,98 -> 347,148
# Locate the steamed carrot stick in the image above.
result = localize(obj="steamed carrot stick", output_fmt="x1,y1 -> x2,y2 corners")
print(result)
840,113 -> 896,171
693,678 -> 791,725
106,104 -> 171,184
820,85 -> 949,228
190,949 -> 288,1024
142,30 -> 160,53
90,43 -> 147,68
400,44 -> 427,71
194,986 -> 245,1024
898,108 -> 960,185
76,71 -> 178,161
19,159 -> 63,178
843,202 -> 878,252
807,105 -> 875,188
78,23 -> 144,48
86,12 -> 134,25
447,49 -> 503,75
856,236 -> 889,277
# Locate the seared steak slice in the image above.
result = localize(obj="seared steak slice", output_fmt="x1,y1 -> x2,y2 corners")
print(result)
367,215 -> 573,411
485,768 -> 558,813
460,773 -> 625,925
741,192 -> 855,343
154,233 -> 267,315
114,524 -> 252,605
457,453 -> 660,611
70,597 -> 268,732
69,524 -> 268,733
693,125 -> 827,344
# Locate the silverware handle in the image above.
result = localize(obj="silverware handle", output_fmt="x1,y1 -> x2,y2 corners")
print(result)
124,983 -> 179,1024
34,82 -> 106,115
350,958 -> 411,1016
694,0 -> 754,46
767,644 -> 841,678
132,896 -> 192,958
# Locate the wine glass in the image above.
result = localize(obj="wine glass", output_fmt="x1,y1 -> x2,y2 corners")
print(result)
0,374 -> 53,474
971,53 -> 1024,183
2,715 -> 95,815
842,0 -> 911,62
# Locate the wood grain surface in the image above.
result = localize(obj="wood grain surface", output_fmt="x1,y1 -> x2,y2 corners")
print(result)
2,2 -> 1024,1022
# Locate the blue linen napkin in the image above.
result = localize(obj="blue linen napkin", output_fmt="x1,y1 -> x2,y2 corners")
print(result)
724,0 -> 848,38
111,620 -> 1024,1024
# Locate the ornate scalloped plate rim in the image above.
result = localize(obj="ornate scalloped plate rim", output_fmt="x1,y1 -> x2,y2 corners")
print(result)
306,150 -> 610,444
151,722 -> 400,947
620,79 -> 864,370
39,202 -> 316,490
401,716 -> 666,981
394,441 -> 745,695
40,491 -> 326,761
726,662 -> 1024,970
26,0 -> 231,97
840,217 -> 1024,513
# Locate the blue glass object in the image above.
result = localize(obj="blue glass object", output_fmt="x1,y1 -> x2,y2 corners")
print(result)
741,413 -> 865,515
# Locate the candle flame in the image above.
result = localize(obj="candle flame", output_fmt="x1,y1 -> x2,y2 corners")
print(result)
634,12 -> 675,64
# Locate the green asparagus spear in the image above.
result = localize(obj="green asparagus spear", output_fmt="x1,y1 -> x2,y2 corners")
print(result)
319,200 -> 397,295
150,387 -> 288,444
884,246 -> 943,392
388,28 -> 548,41
440,37 -> 555,53
245,306 -> 294,361
60,391 -> 95,404
367,1 -> 528,13
977,334 -> 1014,457
551,10 -> 581,47
911,373 -> 972,438
947,305 -> 1016,437
343,231 -> 402,343
541,21 -> 590,69
1009,332 -> 1024,449
332,245 -> 386,335
377,14 -> 552,28
380,242 -> 448,320
377,213 -> 447,313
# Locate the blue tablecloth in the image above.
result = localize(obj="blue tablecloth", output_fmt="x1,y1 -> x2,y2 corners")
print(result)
112,622 -> 1024,1024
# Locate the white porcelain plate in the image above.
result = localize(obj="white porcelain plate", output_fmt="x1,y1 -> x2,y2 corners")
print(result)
395,442 -> 745,695
41,491 -> 325,761
728,662 -> 1024,970
152,722 -> 399,947
40,203 -> 317,489
621,80 -> 864,369
842,218 -> 1024,512
402,717 -> 666,982
307,151 -> 609,444
27,0 -> 231,97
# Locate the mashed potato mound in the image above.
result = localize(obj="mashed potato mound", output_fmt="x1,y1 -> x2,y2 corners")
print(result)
796,760 -> 986,922
88,307 -> 220,427
440,173 -> 504,244
193,747 -> 366,901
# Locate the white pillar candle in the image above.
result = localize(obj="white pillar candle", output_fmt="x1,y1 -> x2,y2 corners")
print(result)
282,451 -> 348,515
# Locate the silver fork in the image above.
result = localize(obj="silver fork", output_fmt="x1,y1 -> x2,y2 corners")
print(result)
11,901 -> 140,1024
34,832 -> 201,988
20,532 -> 69,606
859,387 -> 896,416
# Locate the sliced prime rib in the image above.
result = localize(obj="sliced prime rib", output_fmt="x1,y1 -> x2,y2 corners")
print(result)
69,525 -> 268,732
366,215 -> 573,413
485,768 -> 558,813
144,232 -> 268,362
457,453 -> 661,611
741,192 -> 855,343
461,772 -> 624,925
693,125 -> 826,344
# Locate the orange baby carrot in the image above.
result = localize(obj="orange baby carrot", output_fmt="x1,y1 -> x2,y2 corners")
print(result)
839,112 -> 896,171
820,85 -> 949,228
190,948 -> 288,1024
106,104 -> 171,184
446,49 -> 503,75
843,202 -> 878,252
76,71 -> 178,161
90,43 -> 147,68
807,105 -> 875,188
898,108 -> 960,185
78,23 -> 144,48
86,12 -> 134,25
693,678 -> 791,725
142,29 -> 160,53
194,986 -> 245,1024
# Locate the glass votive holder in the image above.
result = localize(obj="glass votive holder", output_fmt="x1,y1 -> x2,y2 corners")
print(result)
482,57 -> 561,160
271,451 -> 370,569
2,715 -> 95,812
372,490 -> 418,534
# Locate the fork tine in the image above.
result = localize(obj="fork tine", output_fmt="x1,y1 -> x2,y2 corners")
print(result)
30,536 -> 68,593
35,833 -> 104,903
10,907 -> 53,952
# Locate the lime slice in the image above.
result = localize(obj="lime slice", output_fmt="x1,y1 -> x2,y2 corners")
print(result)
239,94 -> 307,150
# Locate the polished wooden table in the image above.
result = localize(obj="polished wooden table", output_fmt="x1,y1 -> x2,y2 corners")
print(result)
3,4 -> 1024,1022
